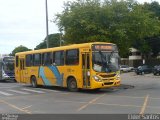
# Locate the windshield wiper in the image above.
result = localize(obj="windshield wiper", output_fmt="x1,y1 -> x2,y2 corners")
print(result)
99,51 -> 111,72
108,50 -> 114,62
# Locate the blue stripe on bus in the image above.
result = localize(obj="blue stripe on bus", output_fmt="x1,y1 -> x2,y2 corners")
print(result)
39,66 -> 51,86
48,66 -> 63,86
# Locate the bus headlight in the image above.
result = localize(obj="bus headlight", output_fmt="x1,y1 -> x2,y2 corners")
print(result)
116,73 -> 120,79
93,75 -> 102,82
3,73 -> 9,78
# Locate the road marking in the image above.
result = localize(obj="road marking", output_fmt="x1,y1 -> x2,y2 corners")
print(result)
77,94 -> 105,111
34,88 -> 69,94
8,90 -> 30,95
21,105 -> 32,110
38,89 -> 60,92
0,86 -> 19,89
140,94 -> 149,115
95,103 -> 141,108
0,91 -> 13,96
107,95 -> 145,99
22,88 -> 45,94
44,99 -> 160,110
147,105 -> 160,109
55,100 -> 87,104
149,97 -> 160,100
0,99 -> 31,114
55,99 -> 142,108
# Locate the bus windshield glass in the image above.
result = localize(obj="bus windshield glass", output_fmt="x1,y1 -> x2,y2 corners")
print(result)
4,63 -> 14,72
3,57 -> 14,72
92,44 -> 120,72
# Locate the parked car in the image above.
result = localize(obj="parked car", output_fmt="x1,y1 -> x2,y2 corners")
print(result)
153,65 -> 160,75
120,65 -> 131,72
135,65 -> 152,75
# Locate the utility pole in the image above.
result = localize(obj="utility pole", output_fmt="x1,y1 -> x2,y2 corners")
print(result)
45,0 -> 49,48
60,32 -> 62,46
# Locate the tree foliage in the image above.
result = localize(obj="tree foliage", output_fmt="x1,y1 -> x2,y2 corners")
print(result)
55,0 -> 160,57
142,1 -> 160,57
11,45 -> 31,56
35,33 -> 62,50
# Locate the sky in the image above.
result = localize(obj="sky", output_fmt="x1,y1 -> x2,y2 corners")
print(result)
0,0 -> 159,54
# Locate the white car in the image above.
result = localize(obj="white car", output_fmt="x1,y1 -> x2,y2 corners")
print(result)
120,65 -> 131,72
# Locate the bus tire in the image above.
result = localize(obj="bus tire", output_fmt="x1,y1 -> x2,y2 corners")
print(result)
13,79 -> 17,83
94,88 -> 100,91
31,76 -> 37,88
67,77 -> 78,92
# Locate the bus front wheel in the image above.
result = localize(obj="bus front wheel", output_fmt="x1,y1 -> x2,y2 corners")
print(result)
67,77 -> 78,92
31,76 -> 37,88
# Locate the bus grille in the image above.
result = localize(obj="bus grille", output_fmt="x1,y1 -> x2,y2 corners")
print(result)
99,74 -> 116,78
6,73 -> 14,76
104,82 -> 113,85
103,78 -> 114,81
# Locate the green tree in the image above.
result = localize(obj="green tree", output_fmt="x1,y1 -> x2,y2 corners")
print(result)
142,1 -> 160,57
35,33 -> 62,50
146,36 -> 160,57
11,45 -> 31,56
56,0 -> 107,43
55,0 -> 160,57
144,1 -> 160,20
126,3 -> 160,58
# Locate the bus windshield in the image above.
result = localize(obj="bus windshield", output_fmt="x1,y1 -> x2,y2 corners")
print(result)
4,62 -> 14,72
3,56 -> 14,73
92,51 -> 120,72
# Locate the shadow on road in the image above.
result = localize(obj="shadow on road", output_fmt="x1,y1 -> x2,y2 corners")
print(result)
23,84 -> 135,94
0,79 -> 16,83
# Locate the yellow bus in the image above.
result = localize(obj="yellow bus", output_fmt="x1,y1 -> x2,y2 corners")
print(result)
15,42 -> 121,91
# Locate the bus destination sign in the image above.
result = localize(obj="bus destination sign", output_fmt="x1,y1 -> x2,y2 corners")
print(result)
92,44 -> 116,51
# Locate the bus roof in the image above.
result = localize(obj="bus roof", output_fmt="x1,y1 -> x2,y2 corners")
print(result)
15,42 -> 115,55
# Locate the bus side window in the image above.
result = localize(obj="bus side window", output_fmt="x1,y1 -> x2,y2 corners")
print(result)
33,54 -> 41,66
26,54 -> 32,67
54,51 -> 64,66
42,52 -> 52,66
66,49 -> 79,65
16,56 -> 19,67
52,52 -> 55,65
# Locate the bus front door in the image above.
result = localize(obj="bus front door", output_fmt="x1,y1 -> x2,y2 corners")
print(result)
82,53 -> 90,88
20,59 -> 25,83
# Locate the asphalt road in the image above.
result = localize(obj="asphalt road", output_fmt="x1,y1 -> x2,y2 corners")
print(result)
0,72 -> 160,114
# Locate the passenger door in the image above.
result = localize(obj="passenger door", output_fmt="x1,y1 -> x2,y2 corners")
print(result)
82,52 -> 90,88
20,59 -> 25,83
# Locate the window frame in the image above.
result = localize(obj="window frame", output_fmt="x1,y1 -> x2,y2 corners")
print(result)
15,56 -> 19,67
42,52 -> 52,66
33,53 -> 41,66
53,51 -> 64,66
26,54 -> 33,67
66,49 -> 79,65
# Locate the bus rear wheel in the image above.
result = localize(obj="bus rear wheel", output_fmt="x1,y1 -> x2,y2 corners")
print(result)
67,77 -> 78,92
31,76 -> 37,88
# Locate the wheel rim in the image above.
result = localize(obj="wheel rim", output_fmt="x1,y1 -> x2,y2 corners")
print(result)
67,78 -> 78,92
32,80 -> 35,87
31,77 -> 37,87
70,81 -> 76,89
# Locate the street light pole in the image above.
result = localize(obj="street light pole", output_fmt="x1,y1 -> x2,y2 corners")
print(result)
45,0 -> 49,48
